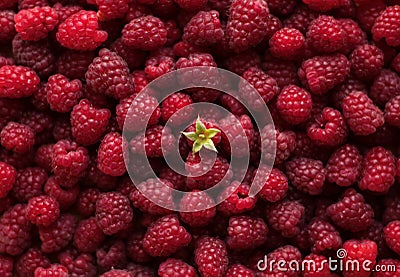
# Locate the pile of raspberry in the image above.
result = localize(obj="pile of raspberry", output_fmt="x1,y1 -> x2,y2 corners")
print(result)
2,0 -> 400,276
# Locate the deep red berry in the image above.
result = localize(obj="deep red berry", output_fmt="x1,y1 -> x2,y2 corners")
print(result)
97,0 -> 129,21
59,250 -> 97,277
370,69 -> 400,106
44,177 -> 79,210
74,217 -> 105,253
97,132 -> 127,177
0,10 -> 16,42
255,167 -> 288,203
263,245 -> 302,276
261,126 -> 296,164
384,95 -> 400,127
302,254 -> 330,277
195,236 -> 229,277
0,162 -> 16,198
161,93 -> 193,127
35,264 -> 68,277
46,74 -> 82,113
342,239 -> 378,277
26,195 -> 60,227
338,18 -> 368,54
217,182 -> 257,216
56,50 -> 95,81
12,167 -> 47,202
269,27 -> 305,60
276,85 -> 312,125
227,215 -> 268,250
372,5 -> 400,47
158,258 -> 196,277
0,255 -> 13,277
350,44 -> 384,81
179,190 -> 216,227
15,248 -> 50,277
0,65 -> 39,98
101,269 -> 133,277
34,145 -> 53,170
0,122 -> 35,154
373,259 -> 400,277
96,240 -> 127,271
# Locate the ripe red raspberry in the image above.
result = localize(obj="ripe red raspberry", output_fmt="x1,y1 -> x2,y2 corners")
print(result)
262,245 -> 302,276
307,15 -> 346,53
0,10 -> 16,42
38,214 -> 77,253
144,54 -> 174,81
307,218 -> 342,253
338,18 -> 368,54
266,200 -> 305,238
0,162 -> 16,198
0,65 -> 40,98
373,259 -> 400,276
101,269 -> 133,277
52,117 -> 72,141
95,192 -> 133,235
12,167 -> 47,202
71,99 -> 111,146
56,10 -> 107,50
285,158 -> 326,195
45,74 -> 82,113
52,140 -> 89,185
14,7 -> 58,41
143,214 -> 191,257
269,28 -> 305,60
372,5 -> 400,46
370,69 -> 400,106
0,0 -> 17,10
255,167 -> 288,203
302,254 -> 330,277
227,215 -> 268,250
44,177 -> 79,210
56,50 -> 95,80
350,44 -> 384,81
342,239 -> 378,277
303,0 -> 341,11
298,54 -> 350,95
217,182 -> 257,216
15,248 -> 50,277
111,39 -> 147,71
52,3 -> 82,23
35,264 -> 68,277
224,264 -> 254,277
97,0 -> 129,21
183,10 -> 224,47
0,122 -> 35,154
97,132 -> 127,177
130,178 -> 174,215
25,195 -> 60,227
127,231 -> 151,263
0,255 -> 13,277
0,56 -> 14,69
261,126 -> 296,164
224,51 -> 262,76
383,196 -> 400,224
239,67 -> 279,111
326,144 -> 362,187
359,146 -> 396,193
195,236 -> 229,277
122,16 -> 167,50
158,258 -> 196,277
262,54 -> 299,88
161,93 -> 193,127
276,85 -> 312,125
179,190 -> 216,227
226,0 -> 269,52
174,0 -> 207,11
85,48 -> 134,100
0,204 -> 32,256
59,250 -> 97,277
384,95 -> 400,127
384,220 -> 400,256
96,240 -> 127,270
342,91 -> 384,136
306,107 -> 348,147
76,188 -> 101,218
327,188 -> 374,232
73,217 -> 105,253
283,4 -> 318,34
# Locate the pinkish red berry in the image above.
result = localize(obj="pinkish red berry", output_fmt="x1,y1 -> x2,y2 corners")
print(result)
0,162 -> 16,198
276,85 -> 312,125
158,258 -> 196,277
97,132 -> 127,177
372,5 -> 400,46
45,74 -> 82,113
269,27 -> 305,60
195,236 -> 229,277
0,65 -> 39,98
0,122 -> 35,154
227,215 -> 268,250
25,195 -> 60,227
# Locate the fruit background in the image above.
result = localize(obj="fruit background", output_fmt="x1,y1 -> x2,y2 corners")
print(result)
1,0 -> 400,276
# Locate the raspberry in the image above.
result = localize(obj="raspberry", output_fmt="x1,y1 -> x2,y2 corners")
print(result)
143,214 -> 191,257
56,10 -> 107,50
217,182 -> 257,216
266,200 -> 305,238
384,95 -> 400,127
276,85 -> 312,125
239,67 -> 279,111
52,140 -> 89,185
342,239 -> 378,277
0,65 -> 40,98
374,259 -> 400,276
183,10 -> 223,48
298,54 -> 350,95
342,91 -> 384,136
224,264 -> 254,277
96,240 -> 127,270
73,217 -> 105,253
356,1 -> 386,32
179,190 -> 216,227
76,188 -> 101,218
263,245 -> 302,276
359,146 -> 396,193
34,264 -> 68,277
97,132 -> 127,177
12,167 -> 47,202
95,192 -> 133,235
38,214 -> 77,253
96,0 -> 129,21
326,144 -> 362,187
14,7 -> 58,41
327,188 -> 374,232
52,117 -> 72,141
161,93 -> 193,127
45,74 -> 82,113
302,254 -> 330,277
306,107 -> 348,147
350,44 -> 384,81
56,50 -> 95,80
101,269 -> 133,277
0,122 -> 35,154
261,126 -> 296,164
85,49 -> 134,100
219,94 -> 247,116
122,16 -> 167,50
144,54 -> 175,81
227,215 -> 268,250
307,15 -> 346,53
226,0 -> 269,52
15,248 -> 50,277
18,0 -> 49,10
224,51 -> 262,75
372,5 -> 400,46
158,258 -> 196,277
269,28 -> 305,60
59,250 -> 97,277
71,99 -> 111,146
283,4 -> 318,34
255,167 -> 289,203
0,255 -> 13,277
0,11 -> 16,42
110,39 -> 147,71
0,162 -> 16,198
285,158 -> 326,195
370,69 -> 400,106
25,195 -> 60,227
44,177 -> 80,210
338,18 -> 368,54
195,236 -> 228,277
307,218 -> 342,253
0,204 -> 32,256
126,231 -> 151,263
262,54 -> 299,88
52,3 -> 82,23
0,0 -> 17,11
174,0 -> 207,11
129,178 -> 174,215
